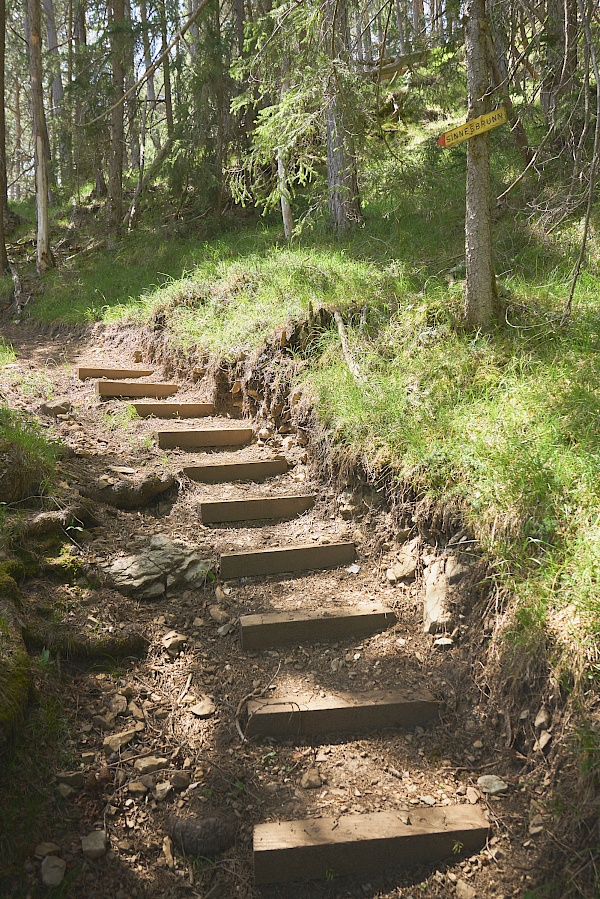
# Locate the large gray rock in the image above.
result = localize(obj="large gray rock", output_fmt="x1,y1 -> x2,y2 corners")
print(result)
104,535 -> 211,599
41,856 -> 66,887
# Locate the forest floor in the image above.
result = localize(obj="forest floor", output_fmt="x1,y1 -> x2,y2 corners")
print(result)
0,321 -> 559,899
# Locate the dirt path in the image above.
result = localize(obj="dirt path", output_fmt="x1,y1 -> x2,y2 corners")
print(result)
0,324 -> 541,899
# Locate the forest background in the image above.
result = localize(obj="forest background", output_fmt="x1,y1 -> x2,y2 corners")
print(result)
1,0 -> 600,891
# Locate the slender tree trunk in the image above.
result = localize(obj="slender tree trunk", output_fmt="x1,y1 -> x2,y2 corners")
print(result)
124,0 -> 140,169
157,0 -> 174,135
28,0 -> 54,273
139,0 -> 161,150
107,0 -> 125,227
42,0 -> 69,183
325,0 -> 362,236
277,149 -> 294,239
13,76 -> 22,200
464,0 -> 498,328
0,0 -> 8,272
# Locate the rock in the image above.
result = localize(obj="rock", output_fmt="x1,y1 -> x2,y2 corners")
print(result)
128,780 -> 148,796
154,781 -> 173,802
209,606 -> 229,625
162,631 -> 188,655
104,535 -> 211,600
466,787 -> 479,804
477,775 -> 508,795
300,768 -> 322,790
434,636 -> 454,650
93,713 -> 116,730
528,814 -> 544,836
171,771 -> 192,791
190,697 -> 215,718
455,880 -> 477,899
535,730 -> 552,752
167,815 -> 237,857
81,830 -> 107,861
419,795 -> 436,806
163,835 -> 175,870
58,783 -> 76,799
56,771 -> 85,789
257,428 -> 272,441
534,707 -> 551,731
134,756 -> 168,775
80,471 -> 176,510
387,537 -> 420,583
109,694 -> 128,716
41,856 -> 66,887
40,398 -> 73,418
337,490 -> 364,520
133,350 -> 144,363
22,504 -> 100,539
103,728 -> 137,754
35,842 -> 61,858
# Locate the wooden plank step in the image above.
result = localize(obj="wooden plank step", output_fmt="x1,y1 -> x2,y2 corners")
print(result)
79,366 -> 154,380
220,541 -> 355,579
201,494 -> 314,524
253,806 -> 489,885
157,427 -> 253,449
96,380 -> 179,398
246,689 -> 438,738
240,602 -> 394,649
132,402 -> 214,418
183,458 -> 288,483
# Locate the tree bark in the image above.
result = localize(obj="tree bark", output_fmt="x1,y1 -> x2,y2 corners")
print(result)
107,0 -> 126,228
0,0 -> 8,272
42,0 -> 69,183
28,0 -> 54,273
325,0 -> 362,236
157,0 -> 174,136
463,0 -> 499,328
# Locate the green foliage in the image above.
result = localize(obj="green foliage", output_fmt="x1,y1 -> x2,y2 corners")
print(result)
0,339 -> 16,367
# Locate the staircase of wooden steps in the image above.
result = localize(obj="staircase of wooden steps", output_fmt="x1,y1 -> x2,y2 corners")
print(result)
89,364 -> 491,890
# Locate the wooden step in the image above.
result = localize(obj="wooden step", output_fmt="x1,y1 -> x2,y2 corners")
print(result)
240,602 -> 394,649
79,366 -> 154,380
96,380 -> 179,399
246,689 -> 438,738
157,427 -> 253,449
132,402 -> 214,419
253,806 -> 489,885
220,541 -> 355,579
201,494 -> 314,524
183,458 -> 288,483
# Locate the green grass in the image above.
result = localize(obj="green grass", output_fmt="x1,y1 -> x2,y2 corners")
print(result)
0,338 -> 16,367
0,406 -> 61,492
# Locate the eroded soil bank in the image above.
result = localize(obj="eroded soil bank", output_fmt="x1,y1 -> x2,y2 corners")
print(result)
0,321 -> 581,898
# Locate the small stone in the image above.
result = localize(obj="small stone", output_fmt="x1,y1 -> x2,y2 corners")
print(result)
154,707 -> 169,720
109,694 -> 128,716
41,856 -> 66,887
466,786 -> 479,804
455,879 -> 477,898
163,835 -> 175,870
81,830 -> 107,861
434,636 -> 454,650
257,427 -> 271,441
35,842 -> 61,858
128,780 -> 148,796
40,398 -> 73,418
134,756 -> 168,775
171,771 -> 192,791
120,685 -> 134,699
56,771 -> 85,789
103,728 -> 137,754
217,622 -> 234,636
193,617 -> 206,627
534,707 -> 551,731
209,606 -> 229,625
154,781 -> 173,802
536,730 -> 552,752
472,740 -> 483,750
528,814 -> 544,836
300,768 -> 322,790
93,713 -> 116,730
190,697 -> 215,719
162,631 -> 187,655
81,752 -> 95,764
419,795 -> 436,806
477,775 -> 509,795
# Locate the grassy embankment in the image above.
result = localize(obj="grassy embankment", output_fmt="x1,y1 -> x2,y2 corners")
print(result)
8,118 -> 600,772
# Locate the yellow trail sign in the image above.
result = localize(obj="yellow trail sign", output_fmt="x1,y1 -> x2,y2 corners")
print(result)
437,106 -> 507,148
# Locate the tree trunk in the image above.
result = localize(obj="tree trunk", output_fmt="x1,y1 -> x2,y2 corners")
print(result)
0,0 -> 8,272
325,0 -> 362,236
463,0 -> 499,328
42,0 -> 69,183
107,0 -> 125,228
277,148 -> 293,239
28,0 -> 54,273
124,0 -> 140,169
139,0 -> 161,150
157,0 -> 174,136
13,76 -> 22,200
